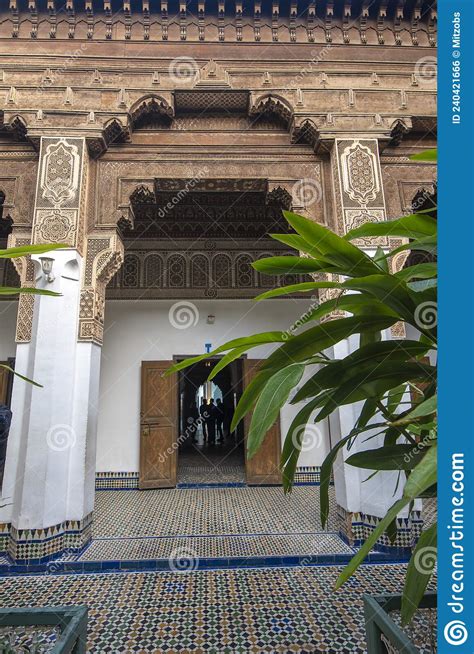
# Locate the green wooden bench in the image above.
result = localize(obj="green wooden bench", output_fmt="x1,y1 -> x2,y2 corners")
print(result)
364,593 -> 437,653
0,606 -> 87,653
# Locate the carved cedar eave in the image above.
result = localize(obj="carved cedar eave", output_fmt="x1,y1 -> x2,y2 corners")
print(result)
0,114 -> 32,146
128,185 -> 154,225
388,115 -> 436,147
248,94 -> 294,129
87,118 -> 131,159
8,115 -> 29,142
410,116 -> 437,141
130,95 -> 174,129
126,178 -> 293,239
266,186 -> 292,210
291,118 -> 320,150
388,117 -> 413,146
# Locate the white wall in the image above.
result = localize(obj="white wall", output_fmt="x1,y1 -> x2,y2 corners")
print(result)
96,299 -> 330,472
0,301 -> 17,360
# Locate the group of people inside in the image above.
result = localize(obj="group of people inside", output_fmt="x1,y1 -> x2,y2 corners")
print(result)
185,396 -> 233,445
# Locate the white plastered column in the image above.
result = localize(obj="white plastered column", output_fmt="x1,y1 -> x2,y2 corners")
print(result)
1,253 -> 101,554
0,135 -> 111,561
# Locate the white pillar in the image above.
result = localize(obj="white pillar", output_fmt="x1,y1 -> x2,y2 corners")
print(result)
330,335 -> 422,554
0,135 -> 123,562
0,252 -> 100,560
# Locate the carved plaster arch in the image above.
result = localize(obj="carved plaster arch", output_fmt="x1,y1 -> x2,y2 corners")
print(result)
130,94 -> 174,129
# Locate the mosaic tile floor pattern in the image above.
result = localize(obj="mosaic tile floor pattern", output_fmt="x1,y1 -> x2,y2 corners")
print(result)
92,486 -> 338,539
177,439 -> 246,484
178,465 -> 245,484
0,564 -> 436,653
79,532 -> 353,562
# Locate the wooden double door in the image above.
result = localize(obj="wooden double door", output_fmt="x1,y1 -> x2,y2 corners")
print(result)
139,359 -> 281,489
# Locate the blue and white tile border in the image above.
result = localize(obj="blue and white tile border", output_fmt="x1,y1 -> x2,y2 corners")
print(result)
95,466 -> 325,490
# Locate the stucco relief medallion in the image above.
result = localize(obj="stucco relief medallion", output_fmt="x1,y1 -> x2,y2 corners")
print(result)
341,142 -> 380,205
344,209 -> 387,245
35,209 -> 75,243
40,139 -> 81,206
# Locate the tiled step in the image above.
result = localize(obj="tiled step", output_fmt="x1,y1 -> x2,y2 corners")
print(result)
0,532 -> 410,576
79,532 -> 354,561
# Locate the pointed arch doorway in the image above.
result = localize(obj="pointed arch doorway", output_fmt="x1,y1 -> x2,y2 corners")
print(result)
139,358 -> 281,489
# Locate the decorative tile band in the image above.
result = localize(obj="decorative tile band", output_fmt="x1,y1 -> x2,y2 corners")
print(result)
95,467 -> 323,490
1,513 -> 93,563
294,466 -> 322,485
336,505 -> 423,555
0,550 -> 409,578
96,472 -> 140,490
0,522 -> 10,554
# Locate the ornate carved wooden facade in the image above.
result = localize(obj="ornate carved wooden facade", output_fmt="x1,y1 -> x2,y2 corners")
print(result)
0,0 -> 437,565
0,0 -> 437,344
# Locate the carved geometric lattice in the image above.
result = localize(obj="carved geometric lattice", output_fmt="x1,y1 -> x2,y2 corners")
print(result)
167,254 -> 186,287
144,254 -> 164,288
212,253 -> 232,287
122,254 -> 140,288
190,254 -> 209,288
235,254 -> 254,287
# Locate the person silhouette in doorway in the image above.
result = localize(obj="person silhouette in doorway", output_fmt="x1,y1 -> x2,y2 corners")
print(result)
216,398 -> 224,443
200,398 -> 209,442
207,398 -> 217,444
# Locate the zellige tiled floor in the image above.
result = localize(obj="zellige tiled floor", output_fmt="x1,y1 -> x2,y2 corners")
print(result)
0,564 -> 436,653
92,486 -> 338,539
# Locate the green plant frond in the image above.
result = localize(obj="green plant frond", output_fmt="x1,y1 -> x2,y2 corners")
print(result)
344,213 -> 437,242
0,364 -> 42,388
165,331 -> 289,375
409,149 -> 437,162
0,287 -> 61,297
254,281 -> 341,301
401,523 -> 437,625
335,446 -> 436,589
0,243 -> 68,259
282,210 -> 382,277
247,364 -> 305,460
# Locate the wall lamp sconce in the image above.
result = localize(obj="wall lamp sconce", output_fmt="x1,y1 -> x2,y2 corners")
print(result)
39,256 -> 55,283
207,314 -> 215,325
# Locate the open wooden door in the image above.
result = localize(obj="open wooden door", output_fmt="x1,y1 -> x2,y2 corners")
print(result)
0,365 -> 10,405
243,359 -> 282,485
139,361 -> 178,489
